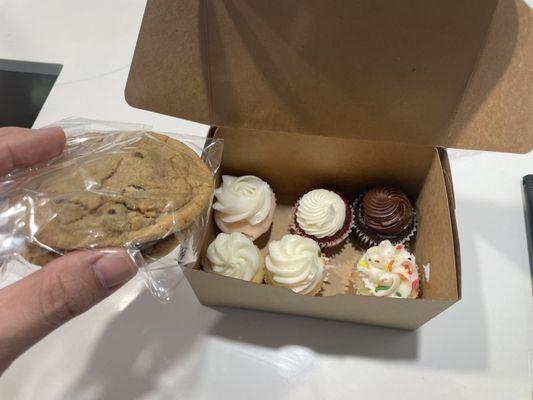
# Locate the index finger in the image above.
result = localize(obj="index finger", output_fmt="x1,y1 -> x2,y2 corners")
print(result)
0,126 -> 66,176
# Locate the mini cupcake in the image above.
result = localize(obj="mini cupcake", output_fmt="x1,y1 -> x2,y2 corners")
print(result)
292,189 -> 353,249
265,234 -> 327,296
204,232 -> 265,283
353,240 -> 420,298
353,187 -> 416,249
213,175 -> 276,241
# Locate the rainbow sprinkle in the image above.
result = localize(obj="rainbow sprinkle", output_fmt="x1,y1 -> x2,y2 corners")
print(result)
386,260 -> 394,272
404,263 -> 413,275
358,260 -> 369,268
375,285 -> 391,292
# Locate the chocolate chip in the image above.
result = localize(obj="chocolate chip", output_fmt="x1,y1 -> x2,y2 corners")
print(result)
132,152 -> 144,158
107,209 -> 117,215
129,184 -> 144,190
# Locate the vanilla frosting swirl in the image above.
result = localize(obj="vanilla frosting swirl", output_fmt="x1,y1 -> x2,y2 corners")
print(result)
213,175 -> 272,225
266,234 -> 325,294
356,240 -> 419,298
206,232 -> 262,281
296,189 -> 346,238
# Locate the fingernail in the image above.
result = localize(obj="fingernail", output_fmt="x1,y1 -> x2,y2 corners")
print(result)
92,251 -> 137,289
34,127 -> 55,133
34,126 -> 63,136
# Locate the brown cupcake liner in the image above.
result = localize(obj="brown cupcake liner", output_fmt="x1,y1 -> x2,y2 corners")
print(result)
352,193 -> 417,250
321,258 -> 358,297
291,191 -> 355,250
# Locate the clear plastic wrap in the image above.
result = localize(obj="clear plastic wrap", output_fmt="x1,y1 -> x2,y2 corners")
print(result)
0,118 -> 223,301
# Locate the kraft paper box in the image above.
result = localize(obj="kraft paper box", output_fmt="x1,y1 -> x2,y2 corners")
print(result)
125,0 -> 532,329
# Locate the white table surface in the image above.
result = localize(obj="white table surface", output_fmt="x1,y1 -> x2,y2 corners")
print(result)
1,1 -> 532,399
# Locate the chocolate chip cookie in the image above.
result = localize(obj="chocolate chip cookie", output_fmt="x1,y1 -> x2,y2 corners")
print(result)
26,132 -> 213,249
22,234 -> 181,266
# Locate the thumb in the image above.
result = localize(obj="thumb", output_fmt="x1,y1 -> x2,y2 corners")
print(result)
0,249 -> 136,373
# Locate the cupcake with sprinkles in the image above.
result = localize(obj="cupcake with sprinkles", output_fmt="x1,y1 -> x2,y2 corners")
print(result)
353,240 -> 420,298
353,187 -> 416,249
292,189 -> 353,250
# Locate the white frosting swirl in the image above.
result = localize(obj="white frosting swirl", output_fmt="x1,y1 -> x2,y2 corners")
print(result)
206,232 -> 262,281
296,189 -> 346,238
265,234 -> 325,295
356,240 -> 419,298
213,175 -> 272,225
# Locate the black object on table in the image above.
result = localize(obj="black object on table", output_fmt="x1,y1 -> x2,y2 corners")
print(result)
0,59 -> 62,128
522,175 -> 533,268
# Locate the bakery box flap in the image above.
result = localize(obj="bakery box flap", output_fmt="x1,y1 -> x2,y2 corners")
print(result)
126,0 -> 532,153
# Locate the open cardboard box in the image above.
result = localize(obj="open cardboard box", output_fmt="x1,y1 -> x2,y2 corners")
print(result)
125,0 -> 532,329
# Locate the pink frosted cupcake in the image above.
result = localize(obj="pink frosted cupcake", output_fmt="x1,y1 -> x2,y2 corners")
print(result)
292,189 -> 353,250
213,175 -> 276,241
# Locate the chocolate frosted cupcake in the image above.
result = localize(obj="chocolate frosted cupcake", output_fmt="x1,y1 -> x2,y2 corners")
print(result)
353,187 -> 416,249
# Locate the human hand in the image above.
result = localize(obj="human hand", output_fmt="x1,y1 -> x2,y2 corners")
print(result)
0,127 -> 137,374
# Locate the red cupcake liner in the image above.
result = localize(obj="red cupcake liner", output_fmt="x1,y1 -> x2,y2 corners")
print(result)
352,193 -> 417,250
291,191 -> 354,250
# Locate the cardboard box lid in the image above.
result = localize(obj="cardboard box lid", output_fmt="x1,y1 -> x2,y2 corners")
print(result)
126,0 -> 532,153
